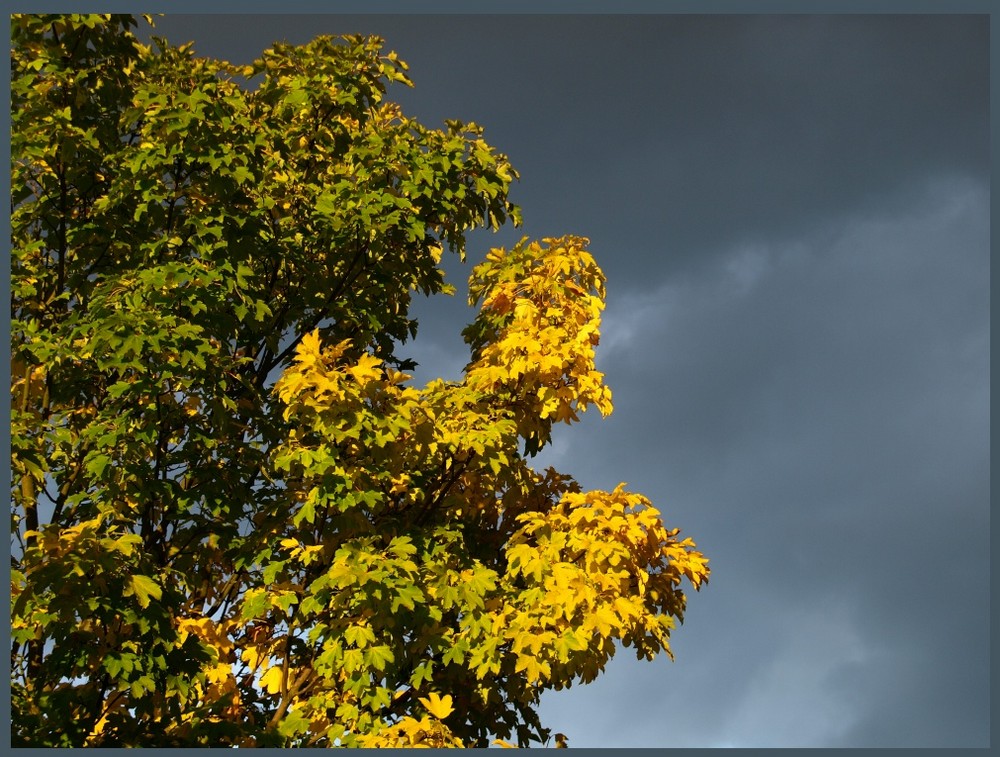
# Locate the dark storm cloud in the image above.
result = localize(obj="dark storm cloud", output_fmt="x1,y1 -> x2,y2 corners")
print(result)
536,175 -> 989,746
141,13 -> 989,747
322,15 -> 987,285
148,16 -> 988,285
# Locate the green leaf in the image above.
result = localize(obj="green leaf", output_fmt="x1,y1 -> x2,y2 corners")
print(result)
390,584 -> 423,613
126,575 -> 162,609
294,498 -> 316,526
130,674 -> 155,699
314,192 -> 337,216
410,660 -> 433,690
85,454 -> 112,480
262,560 -> 286,584
362,644 -> 394,672
103,656 -> 124,678
277,707 -> 310,738
344,624 -> 376,649
442,640 -> 467,666
273,591 -> 297,613
241,588 -> 269,621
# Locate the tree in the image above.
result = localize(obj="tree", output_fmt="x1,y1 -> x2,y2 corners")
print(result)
10,14 -> 709,747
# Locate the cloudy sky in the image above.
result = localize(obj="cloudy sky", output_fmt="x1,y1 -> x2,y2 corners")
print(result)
145,11 -> 990,748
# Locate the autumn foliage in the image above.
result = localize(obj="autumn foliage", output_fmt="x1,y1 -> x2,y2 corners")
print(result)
10,14 -> 708,747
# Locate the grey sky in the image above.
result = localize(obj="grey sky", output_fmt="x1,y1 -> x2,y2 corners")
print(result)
145,13 -> 990,747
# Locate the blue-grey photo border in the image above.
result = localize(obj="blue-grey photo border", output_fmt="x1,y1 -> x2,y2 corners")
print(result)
4,1 -> 994,754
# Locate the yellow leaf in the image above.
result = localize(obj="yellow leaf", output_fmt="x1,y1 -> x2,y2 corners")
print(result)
418,692 -> 454,720
390,473 -> 411,494
242,645 -> 264,671
259,666 -> 284,695
183,396 -> 200,416
85,715 -> 110,746
126,574 -> 162,609
297,329 -> 323,360
205,661 -> 231,685
514,653 -> 548,683
590,606 -> 617,637
348,352 -> 383,384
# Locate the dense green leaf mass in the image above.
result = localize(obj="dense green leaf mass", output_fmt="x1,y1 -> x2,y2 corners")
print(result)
10,14 -> 707,748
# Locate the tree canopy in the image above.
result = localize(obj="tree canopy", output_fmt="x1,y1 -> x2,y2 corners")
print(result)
10,14 -> 709,747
